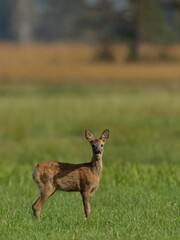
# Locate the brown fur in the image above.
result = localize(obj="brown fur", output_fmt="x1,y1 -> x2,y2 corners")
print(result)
32,129 -> 109,219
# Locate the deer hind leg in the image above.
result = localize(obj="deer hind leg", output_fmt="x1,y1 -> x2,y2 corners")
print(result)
81,191 -> 91,219
32,182 -> 56,219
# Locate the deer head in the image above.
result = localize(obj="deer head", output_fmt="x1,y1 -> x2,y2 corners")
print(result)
85,129 -> 109,158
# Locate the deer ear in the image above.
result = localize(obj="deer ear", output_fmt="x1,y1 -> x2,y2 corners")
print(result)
100,129 -> 109,142
85,130 -> 94,142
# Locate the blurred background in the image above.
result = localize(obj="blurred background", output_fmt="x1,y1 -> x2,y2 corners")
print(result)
0,0 -> 180,86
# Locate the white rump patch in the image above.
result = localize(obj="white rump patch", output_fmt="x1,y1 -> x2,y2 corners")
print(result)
32,165 -> 38,179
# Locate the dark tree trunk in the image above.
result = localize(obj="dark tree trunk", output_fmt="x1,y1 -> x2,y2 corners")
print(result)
127,0 -> 143,61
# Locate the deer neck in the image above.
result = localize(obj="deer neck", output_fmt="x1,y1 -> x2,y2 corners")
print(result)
91,155 -> 103,176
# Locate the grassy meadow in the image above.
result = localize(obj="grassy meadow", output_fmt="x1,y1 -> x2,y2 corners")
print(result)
0,43 -> 180,240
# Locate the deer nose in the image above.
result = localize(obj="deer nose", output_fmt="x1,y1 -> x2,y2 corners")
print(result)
95,150 -> 101,155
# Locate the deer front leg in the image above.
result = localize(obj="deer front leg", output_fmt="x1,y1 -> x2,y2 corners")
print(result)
81,192 -> 91,219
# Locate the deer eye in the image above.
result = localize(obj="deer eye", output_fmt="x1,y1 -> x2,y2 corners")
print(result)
92,144 -> 95,148
101,144 -> 104,147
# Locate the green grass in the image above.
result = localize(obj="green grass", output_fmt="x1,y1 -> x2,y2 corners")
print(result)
0,85 -> 180,240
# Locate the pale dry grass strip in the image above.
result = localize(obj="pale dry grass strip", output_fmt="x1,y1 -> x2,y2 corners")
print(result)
0,43 -> 180,85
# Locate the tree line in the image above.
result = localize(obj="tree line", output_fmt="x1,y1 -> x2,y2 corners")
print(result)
0,0 -> 180,60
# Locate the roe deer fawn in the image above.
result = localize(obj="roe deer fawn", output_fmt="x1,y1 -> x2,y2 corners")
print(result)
32,129 -> 109,219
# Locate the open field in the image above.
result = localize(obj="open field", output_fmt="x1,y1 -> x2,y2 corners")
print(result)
0,84 -> 180,240
0,42 -> 180,239
0,43 -> 180,85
